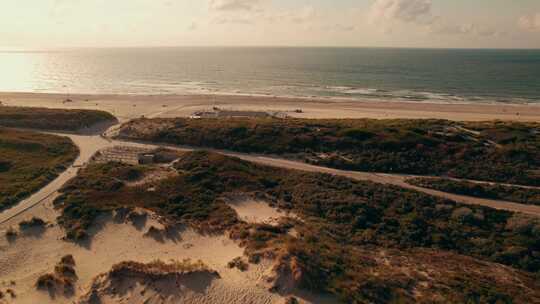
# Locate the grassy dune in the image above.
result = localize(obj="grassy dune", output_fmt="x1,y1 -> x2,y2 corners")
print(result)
0,106 -> 116,132
54,151 -> 540,303
117,118 -> 540,186
0,128 -> 79,211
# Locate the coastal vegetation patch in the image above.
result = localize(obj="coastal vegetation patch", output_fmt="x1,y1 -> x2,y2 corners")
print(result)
54,151 -> 540,303
0,128 -> 78,211
117,118 -> 540,186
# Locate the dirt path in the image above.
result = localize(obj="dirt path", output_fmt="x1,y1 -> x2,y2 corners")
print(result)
2,133 -> 539,227
227,153 -> 540,216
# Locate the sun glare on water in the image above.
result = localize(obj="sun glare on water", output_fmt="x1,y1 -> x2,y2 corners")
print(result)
0,51 -> 48,93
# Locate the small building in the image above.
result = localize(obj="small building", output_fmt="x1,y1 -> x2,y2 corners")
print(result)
138,154 -> 155,165
190,111 -> 218,119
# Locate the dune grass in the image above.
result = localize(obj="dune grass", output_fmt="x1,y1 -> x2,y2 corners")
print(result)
0,128 -> 79,211
54,151 -> 540,303
36,255 -> 77,297
110,259 -> 215,277
0,106 -> 116,132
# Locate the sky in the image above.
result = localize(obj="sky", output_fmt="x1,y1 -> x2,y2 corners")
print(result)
1,0 -> 540,49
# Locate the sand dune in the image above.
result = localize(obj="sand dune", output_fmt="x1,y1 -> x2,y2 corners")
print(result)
0,202 -> 334,304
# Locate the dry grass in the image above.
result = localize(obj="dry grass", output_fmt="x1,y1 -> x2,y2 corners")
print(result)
109,259 -> 217,278
227,257 -> 249,272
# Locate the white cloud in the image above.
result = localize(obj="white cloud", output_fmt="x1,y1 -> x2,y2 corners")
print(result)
518,13 -> 540,32
369,0 -> 433,25
324,24 -> 356,32
214,16 -> 254,25
430,23 -> 502,37
209,0 -> 259,11
271,6 -> 317,24
429,23 -> 476,35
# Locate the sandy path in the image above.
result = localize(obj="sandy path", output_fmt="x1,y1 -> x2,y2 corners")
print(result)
229,153 -> 540,216
109,138 -> 540,217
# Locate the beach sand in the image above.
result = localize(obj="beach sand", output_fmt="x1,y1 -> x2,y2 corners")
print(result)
1,92 -> 540,122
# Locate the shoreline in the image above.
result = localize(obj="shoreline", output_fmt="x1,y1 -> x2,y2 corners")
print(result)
1,91 -> 540,122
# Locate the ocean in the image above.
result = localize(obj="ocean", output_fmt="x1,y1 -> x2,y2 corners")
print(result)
1,47 -> 539,104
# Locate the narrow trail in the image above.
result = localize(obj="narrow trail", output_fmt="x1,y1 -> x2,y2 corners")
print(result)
1,129 -> 539,227
224,153 -> 540,216
112,138 -> 540,217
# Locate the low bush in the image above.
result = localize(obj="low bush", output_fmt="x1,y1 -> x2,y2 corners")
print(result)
18,217 -> 47,229
36,255 -> 77,297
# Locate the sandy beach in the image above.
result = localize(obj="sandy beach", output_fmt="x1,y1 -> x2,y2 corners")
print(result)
1,92 -> 540,122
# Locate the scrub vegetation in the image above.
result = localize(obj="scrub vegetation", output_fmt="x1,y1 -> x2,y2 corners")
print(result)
117,118 -> 540,186
54,151 -> 540,303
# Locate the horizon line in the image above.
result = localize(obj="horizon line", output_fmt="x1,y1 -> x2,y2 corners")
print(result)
1,45 -> 540,52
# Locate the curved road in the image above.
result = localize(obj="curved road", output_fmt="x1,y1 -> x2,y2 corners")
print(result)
1,131 -> 539,226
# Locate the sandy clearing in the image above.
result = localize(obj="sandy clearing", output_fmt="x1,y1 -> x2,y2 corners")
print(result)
2,92 -> 540,122
226,197 -> 293,226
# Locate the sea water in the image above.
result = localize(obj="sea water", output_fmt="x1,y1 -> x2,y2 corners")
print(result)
1,47 -> 539,104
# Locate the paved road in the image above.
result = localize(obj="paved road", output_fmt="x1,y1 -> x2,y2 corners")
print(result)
1,132 -> 539,226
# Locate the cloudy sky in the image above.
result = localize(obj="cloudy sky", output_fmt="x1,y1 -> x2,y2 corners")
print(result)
1,0 -> 540,49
